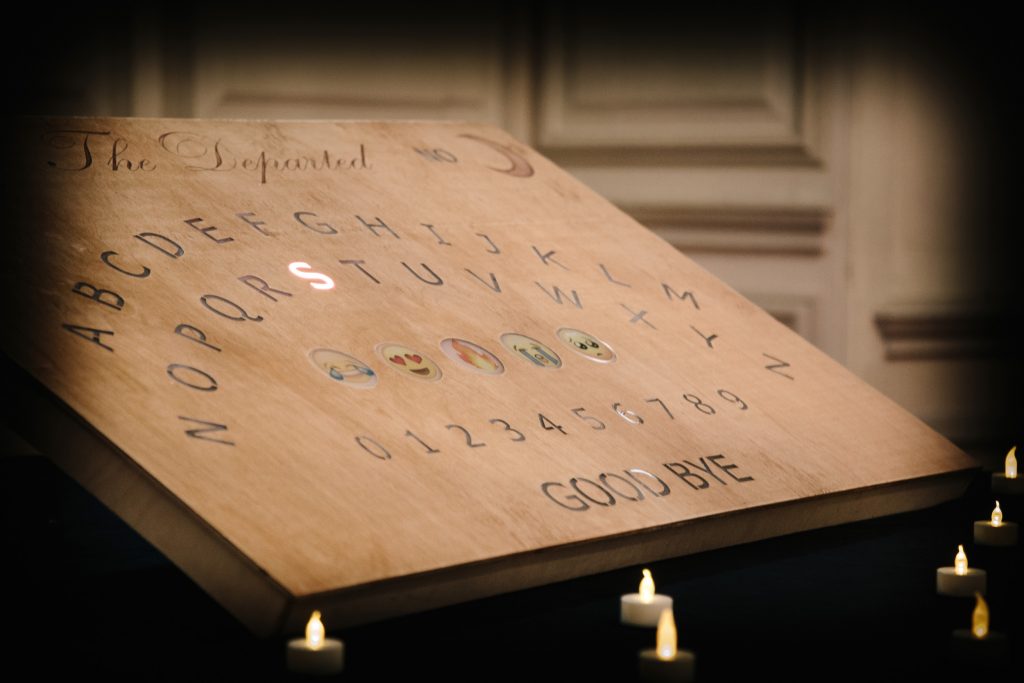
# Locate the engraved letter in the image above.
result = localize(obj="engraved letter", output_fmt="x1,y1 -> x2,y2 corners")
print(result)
72,282 -> 124,311
166,363 -> 218,392
421,223 -> 452,246
663,284 -> 700,310
531,246 -> 568,270
100,251 -> 150,278
238,275 -> 293,302
600,263 -> 631,287
541,482 -> 590,512
570,477 -> 615,506
707,454 -> 755,483
663,462 -> 709,490
184,217 -> 233,245
763,353 -> 794,380
356,215 -> 400,239
293,211 -> 337,235
178,416 -> 234,446
401,262 -> 444,286
339,259 -> 381,284
464,269 -> 501,293
135,232 -> 184,259
174,323 -> 221,352
200,295 -> 263,322
535,282 -> 582,309
62,324 -> 114,352
626,468 -> 671,497
237,212 -> 270,236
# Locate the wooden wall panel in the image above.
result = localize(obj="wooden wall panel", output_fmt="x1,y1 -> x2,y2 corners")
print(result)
536,3 -> 824,164
844,33 -> 1003,450
187,6 -> 522,128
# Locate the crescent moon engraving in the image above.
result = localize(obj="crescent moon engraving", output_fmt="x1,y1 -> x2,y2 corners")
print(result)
458,133 -> 534,178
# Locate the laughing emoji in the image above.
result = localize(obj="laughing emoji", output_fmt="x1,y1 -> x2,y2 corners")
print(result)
308,348 -> 378,389
556,328 -> 616,363
377,343 -> 442,381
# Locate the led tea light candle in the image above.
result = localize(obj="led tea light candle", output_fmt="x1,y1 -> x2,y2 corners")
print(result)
951,593 -> 1007,661
621,569 -> 674,627
992,446 -> 1024,495
973,501 -> 1018,546
286,611 -> 344,676
936,545 -> 986,597
638,608 -> 695,682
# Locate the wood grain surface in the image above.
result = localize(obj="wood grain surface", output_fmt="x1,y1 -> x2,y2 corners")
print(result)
0,118 -> 976,634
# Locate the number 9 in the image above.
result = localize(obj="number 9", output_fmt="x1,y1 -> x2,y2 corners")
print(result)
717,389 -> 748,410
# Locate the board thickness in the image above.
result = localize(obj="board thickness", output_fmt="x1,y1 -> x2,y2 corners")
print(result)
1,118 -> 976,635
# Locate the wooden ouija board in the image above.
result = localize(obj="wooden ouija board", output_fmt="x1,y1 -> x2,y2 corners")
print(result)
1,118 -> 976,636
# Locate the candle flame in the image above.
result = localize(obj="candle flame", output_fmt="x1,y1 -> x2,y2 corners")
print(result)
656,608 -> 677,661
972,592 -> 989,639
991,501 -> 1003,527
954,545 -> 968,575
1007,446 -> 1018,479
639,569 -> 655,603
306,610 -> 325,649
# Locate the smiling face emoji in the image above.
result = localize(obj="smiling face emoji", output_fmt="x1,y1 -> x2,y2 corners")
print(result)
500,333 -> 562,369
377,343 -> 442,381
556,328 -> 616,363
308,348 -> 378,389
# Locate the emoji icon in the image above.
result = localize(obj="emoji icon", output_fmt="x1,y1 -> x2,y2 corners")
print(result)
440,338 -> 505,375
556,328 -> 616,363
499,333 -> 562,369
308,348 -> 378,389
377,343 -> 442,381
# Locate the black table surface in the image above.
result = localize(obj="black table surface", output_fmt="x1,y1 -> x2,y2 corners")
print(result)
3,453 -> 1019,681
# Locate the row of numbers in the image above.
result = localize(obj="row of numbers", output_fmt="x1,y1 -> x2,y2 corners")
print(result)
354,388 -> 748,460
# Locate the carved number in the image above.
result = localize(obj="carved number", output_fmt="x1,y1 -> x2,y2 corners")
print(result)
488,418 -> 526,442
682,393 -> 716,415
612,402 -> 644,424
446,424 -> 486,448
571,407 -> 606,430
717,389 -> 748,410
538,413 -> 568,434
644,397 -> 674,420
355,435 -> 392,460
404,430 -> 441,454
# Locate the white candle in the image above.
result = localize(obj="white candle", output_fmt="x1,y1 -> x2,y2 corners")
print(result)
638,608 -> 695,682
950,593 -> 1008,663
973,501 -> 1018,546
286,611 -> 344,676
621,569 -> 674,627
936,545 -> 986,597
991,446 -> 1024,495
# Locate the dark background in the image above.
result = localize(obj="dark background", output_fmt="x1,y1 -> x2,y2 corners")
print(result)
2,454 -> 1020,680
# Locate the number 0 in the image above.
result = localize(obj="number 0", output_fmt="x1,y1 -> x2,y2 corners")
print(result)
355,435 -> 392,460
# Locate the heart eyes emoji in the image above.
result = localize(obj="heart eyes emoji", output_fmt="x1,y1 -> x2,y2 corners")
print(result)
388,353 -> 423,366
378,343 -> 441,381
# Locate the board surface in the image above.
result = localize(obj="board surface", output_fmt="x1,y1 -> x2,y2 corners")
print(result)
1,118 -> 976,635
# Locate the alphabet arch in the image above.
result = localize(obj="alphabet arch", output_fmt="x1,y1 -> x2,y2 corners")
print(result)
3,117 -> 975,636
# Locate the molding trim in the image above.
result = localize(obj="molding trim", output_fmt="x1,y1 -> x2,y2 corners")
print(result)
542,144 -> 825,168
874,309 -> 1003,360
626,205 -> 828,255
